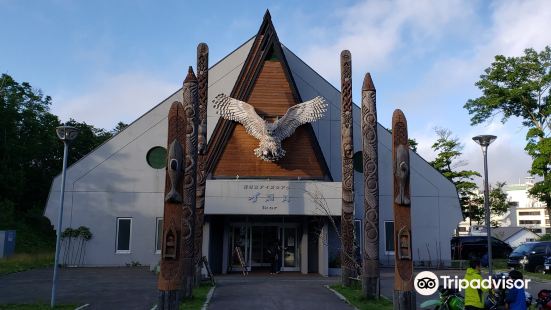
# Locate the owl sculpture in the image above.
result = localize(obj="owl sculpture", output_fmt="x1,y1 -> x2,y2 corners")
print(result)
212,93 -> 327,162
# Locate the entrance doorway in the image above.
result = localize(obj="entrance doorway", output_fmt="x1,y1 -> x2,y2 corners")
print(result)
282,227 -> 298,270
229,223 -> 300,272
251,226 -> 278,268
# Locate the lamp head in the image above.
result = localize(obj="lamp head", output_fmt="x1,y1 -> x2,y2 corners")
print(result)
56,126 -> 79,142
472,135 -> 497,147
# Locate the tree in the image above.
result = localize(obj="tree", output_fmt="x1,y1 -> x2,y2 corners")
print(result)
465,46 -> 551,223
112,121 -> 129,134
0,73 -> 62,251
464,193 -> 484,225
489,182 -> 509,227
408,138 -> 418,152
64,119 -> 113,165
430,128 -> 481,220
0,73 -> 61,216
469,182 -> 509,226
0,73 -> 120,252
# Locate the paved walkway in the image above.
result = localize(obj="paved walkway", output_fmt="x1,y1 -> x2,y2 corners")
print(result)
208,273 -> 352,310
0,267 -> 157,309
2,266 -> 548,309
0,268 -> 351,310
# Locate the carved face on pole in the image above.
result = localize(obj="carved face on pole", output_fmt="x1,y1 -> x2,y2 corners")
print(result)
394,144 -> 410,206
165,139 -> 184,203
343,139 -> 354,159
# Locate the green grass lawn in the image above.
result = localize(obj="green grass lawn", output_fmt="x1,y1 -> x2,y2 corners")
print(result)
500,269 -> 551,282
452,259 -> 509,270
492,259 -> 508,270
0,253 -> 53,275
487,259 -> 551,282
521,271 -> 551,281
330,285 -> 393,310
179,284 -> 214,310
0,305 -> 75,310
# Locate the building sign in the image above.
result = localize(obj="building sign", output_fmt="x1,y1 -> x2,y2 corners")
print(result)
205,180 -> 342,216
242,183 -> 291,211
243,182 -> 290,211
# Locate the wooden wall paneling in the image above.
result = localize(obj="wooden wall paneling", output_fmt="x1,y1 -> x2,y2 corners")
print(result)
212,61 -> 327,178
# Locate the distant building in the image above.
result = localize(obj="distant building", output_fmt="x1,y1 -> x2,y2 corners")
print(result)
491,227 -> 540,248
456,222 -> 471,236
506,178 -> 550,234
457,177 -> 549,237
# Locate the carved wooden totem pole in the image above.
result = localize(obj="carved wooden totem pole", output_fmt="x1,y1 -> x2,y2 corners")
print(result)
361,73 -> 380,298
181,67 -> 199,299
194,43 -> 208,286
391,109 -> 415,309
158,101 -> 186,309
340,50 -> 355,287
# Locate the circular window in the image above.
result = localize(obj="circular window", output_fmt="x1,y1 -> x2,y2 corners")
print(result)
353,151 -> 363,173
146,146 -> 167,169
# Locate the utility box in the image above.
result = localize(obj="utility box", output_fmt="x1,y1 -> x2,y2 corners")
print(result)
0,230 -> 16,258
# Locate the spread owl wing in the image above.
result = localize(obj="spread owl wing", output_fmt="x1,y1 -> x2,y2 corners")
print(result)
274,96 -> 327,140
212,93 -> 266,140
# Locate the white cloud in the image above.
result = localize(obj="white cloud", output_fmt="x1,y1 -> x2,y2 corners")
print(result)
488,0 -> 551,56
413,120 -> 532,187
378,0 -> 551,185
392,0 -> 551,110
300,0 -> 477,81
461,121 -> 533,186
52,72 -> 177,130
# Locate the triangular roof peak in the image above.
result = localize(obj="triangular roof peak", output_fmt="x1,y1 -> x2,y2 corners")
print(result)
229,9 -> 301,102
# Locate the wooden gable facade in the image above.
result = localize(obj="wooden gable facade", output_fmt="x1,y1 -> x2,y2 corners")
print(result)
206,11 -> 331,180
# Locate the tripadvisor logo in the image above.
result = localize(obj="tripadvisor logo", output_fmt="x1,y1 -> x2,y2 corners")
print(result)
414,271 -> 439,296
414,270 -> 532,296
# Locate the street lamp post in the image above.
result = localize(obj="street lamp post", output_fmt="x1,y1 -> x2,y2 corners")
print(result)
51,126 -> 78,308
472,134 -> 497,276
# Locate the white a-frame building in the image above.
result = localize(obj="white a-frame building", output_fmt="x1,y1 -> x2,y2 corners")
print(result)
45,12 -> 462,275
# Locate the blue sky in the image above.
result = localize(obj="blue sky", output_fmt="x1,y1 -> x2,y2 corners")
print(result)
1,0 -> 550,185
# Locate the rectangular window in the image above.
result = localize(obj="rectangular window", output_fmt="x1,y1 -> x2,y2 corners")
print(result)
519,220 -> 541,225
155,218 -> 163,254
519,211 -> 541,216
384,221 -> 394,253
508,201 -> 519,207
116,218 -> 132,253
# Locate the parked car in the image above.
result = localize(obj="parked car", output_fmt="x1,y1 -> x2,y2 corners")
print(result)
507,241 -> 551,272
451,236 -> 512,260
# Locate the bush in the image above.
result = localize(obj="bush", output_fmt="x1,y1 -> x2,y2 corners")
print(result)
0,200 -> 56,254
0,199 -> 16,228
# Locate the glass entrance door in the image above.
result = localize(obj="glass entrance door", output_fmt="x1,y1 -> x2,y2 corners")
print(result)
251,226 -> 278,268
228,222 -> 301,272
282,226 -> 299,271
230,224 -> 251,271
